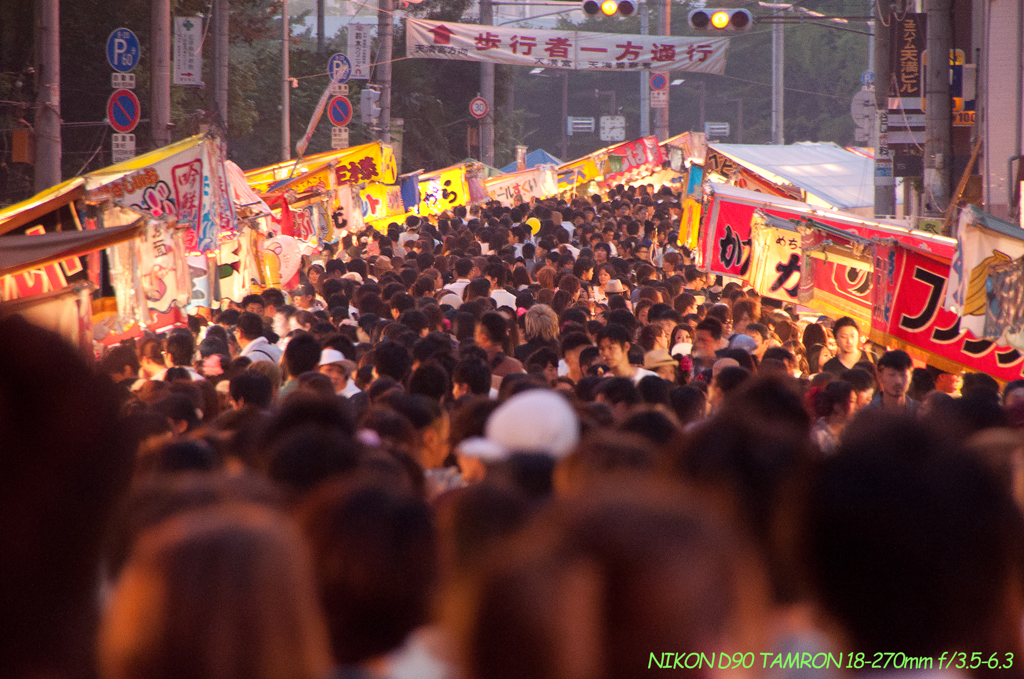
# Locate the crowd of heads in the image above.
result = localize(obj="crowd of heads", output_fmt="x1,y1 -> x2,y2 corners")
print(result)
4,182 -> 1024,679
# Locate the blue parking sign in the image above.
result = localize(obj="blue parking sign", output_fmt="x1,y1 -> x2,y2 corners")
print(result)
107,28 -> 141,73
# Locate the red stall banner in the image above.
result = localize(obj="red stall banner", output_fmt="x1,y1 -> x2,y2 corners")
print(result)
871,242 -> 1024,381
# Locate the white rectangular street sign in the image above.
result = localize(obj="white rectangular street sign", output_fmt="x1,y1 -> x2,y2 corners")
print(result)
111,73 -> 136,89
650,88 -> 668,109
330,82 -> 349,96
331,126 -> 349,149
566,116 -> 595,136
174,17 -> 203,86
111,133 -> 136,162
349,24 -> 371,80
704,121 -> 730,138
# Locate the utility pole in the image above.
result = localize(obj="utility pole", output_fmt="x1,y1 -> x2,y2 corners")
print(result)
872,5 -> 894,216
655,0 -> 670,140
34,0 -> 60,191
639,0 -> 650,137
281,0 -> 290,161
480,0 -> 495,167
213,0 -> 229,142
152,0 -> 172,149
729,97 -> 743,142
924,0 -> 952,218
771,6 -> 784,144
317,0 -> 325,53
377,0 -> 393,143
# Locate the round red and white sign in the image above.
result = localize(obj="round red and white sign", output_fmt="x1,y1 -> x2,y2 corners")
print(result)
469,97 -> 488,119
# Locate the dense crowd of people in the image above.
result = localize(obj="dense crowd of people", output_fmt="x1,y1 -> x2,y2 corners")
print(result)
4,182 -> 1024,679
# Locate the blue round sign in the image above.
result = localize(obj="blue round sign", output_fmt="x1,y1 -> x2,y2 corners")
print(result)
327,53 -> 352,84
107,89 -> 141,133
650,73 -> 668,91
328,96 -> 353,127
107,27 -> 141,73
862,70 -> 875,86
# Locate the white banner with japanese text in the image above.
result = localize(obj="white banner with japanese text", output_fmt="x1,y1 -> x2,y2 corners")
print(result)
485,165 -> 559,206
407,19 -> 729,74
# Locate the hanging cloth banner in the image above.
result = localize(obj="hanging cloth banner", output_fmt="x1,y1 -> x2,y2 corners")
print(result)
407,18 -> 729,74
484,165 -> 558,206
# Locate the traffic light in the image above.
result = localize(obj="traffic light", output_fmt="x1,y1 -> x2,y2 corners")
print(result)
360,88 -> 381,126
688,8 -> 753,31
582,0 -> 637,17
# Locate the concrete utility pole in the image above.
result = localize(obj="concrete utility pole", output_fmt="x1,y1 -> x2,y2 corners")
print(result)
655,0 -> 670,140
281,0 -> 290,161
377,0 -> 393,143
771,7 -> 784,144
152,0 -> 172,149
872,6 -> 895,216
924,0 -> 952,217
213,0 -> 229,140
639,0 -> 650,137
479,0 -> 495,166
34,0 -> 60,191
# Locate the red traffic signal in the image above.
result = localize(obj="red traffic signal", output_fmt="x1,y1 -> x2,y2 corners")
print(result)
583,0 -> 637,16
688,8 -> 753,31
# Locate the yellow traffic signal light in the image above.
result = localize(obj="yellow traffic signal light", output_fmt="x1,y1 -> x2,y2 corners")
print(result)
601,0 -> 617,15
688,8 -> 753,31
583,0 -> 637,17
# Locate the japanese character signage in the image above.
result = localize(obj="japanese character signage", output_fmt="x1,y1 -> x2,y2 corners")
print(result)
407,19 -> 729,74
245,143 -> 397,194
484,165 -> 558,206
419,166 -> 470,216
749,215 -> 801,304
602,136 -> 665,184
871,242 -> 1024,381
174,17 -> 202,85
349,24 -> 371,80
888,14 -> 925,111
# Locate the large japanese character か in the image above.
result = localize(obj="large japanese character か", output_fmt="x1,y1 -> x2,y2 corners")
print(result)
717,224 -> 751,275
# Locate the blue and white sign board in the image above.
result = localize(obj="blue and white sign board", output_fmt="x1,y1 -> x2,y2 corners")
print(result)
650,72 -> 669,109
107,28 -> 141,73
862,70 -> 874,87
327,53 -> 352,84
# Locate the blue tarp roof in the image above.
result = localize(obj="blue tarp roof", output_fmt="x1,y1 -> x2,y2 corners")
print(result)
500,149 -> 563,173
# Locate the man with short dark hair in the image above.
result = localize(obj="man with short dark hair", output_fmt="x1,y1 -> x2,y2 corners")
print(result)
447,258 -> 474,299
865,350 -> 917,413
229,371 -> 273,410
596,323 -> 656,385
281,332 -> 322,397
452,358 -> 492,399
154,328 -> 204,381
101,344 -> 141,392
560,331 -> 593,383
235,312 -> 282,364
240,294 -> 266,316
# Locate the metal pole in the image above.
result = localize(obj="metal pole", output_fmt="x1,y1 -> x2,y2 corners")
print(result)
872,3 -> 894,216
730,97 -> 743,143
480,0 -> 495,166
214,0 -> 229,137
771,8 -> 784,144
34,0 -> 60,191
655,0 -> 670,140
152,0 -> 172,149
561,71 -> 568,159
317,0 -> 325,53
639,0 -> 650,137
281,0 -> 290,161
924,0 -> 952,218
699,82 -> 705,131
377,0 -> 393,142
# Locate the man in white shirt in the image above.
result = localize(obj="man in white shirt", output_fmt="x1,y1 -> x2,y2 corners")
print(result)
597,323 -> 657,385
446,257 -> 474,299
235,312 -> 283,364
